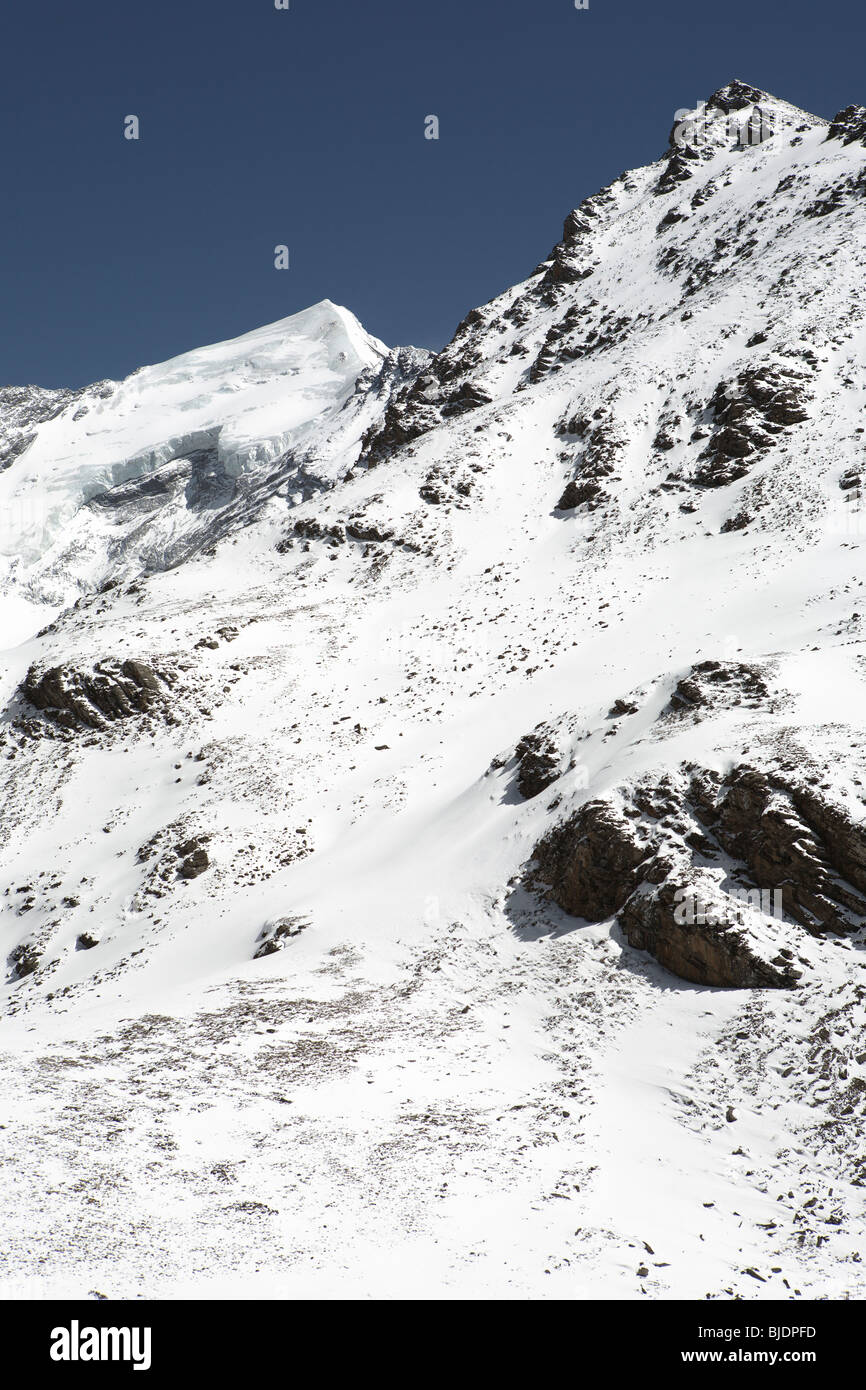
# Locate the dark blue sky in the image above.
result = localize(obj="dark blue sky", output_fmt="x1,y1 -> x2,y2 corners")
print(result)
3,0 -> 864,387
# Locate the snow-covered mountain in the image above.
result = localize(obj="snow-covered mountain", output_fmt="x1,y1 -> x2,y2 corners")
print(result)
1,80 -> 866,1300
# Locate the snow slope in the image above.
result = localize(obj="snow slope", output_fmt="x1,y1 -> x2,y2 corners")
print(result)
1,81 -> 865,1301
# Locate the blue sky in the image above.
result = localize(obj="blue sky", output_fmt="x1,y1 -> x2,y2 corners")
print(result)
2,0 -> 864,386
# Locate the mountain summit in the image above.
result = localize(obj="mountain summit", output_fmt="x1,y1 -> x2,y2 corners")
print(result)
1,83 -> 865,1300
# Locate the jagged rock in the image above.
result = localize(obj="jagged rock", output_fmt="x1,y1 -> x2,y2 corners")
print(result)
440,381 -> 493,418
528,798 -> 798,988
530,801 -> 652,920
721,511 -> 753,533
419,478 -> 446,505
179,848 -> 209,879
533,203 -> 603,299
705,768 -> 866,935
359,351 -> 490,467
653,422 -> 679,449
826,104 -> 866,146
655,150 -> 701,197
292,518 -> 345,544
527,756 -> 866,987
514,731 -> 561,799
620,877 -> 798,989
557,479 -> 604,511
345,520 -> 395,544
657,207 -> 689,234
668,660 -> 770,713
707,80 -> 767,115
21,659 -> 170,731
10,944 -> 40,980
254,915 -> 310,958
695,363 -> 811,487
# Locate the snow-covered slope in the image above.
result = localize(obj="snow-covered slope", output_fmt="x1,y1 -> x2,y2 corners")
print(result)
1,81 -> 866,1301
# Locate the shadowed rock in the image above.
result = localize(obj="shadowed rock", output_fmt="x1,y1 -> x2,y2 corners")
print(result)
514,731 -> 562,800
22,659 -> 171,731
527,761 -> 866,987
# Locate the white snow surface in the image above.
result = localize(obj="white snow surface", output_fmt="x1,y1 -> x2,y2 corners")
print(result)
0,300 -> 388,588
1,81 -> 866,1301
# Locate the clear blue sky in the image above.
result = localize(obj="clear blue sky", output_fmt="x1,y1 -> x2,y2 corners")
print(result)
2,0 -> 864,387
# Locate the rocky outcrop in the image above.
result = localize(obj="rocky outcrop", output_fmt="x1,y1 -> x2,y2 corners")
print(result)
254,915 -> 310,959
826,104 -> 866,146
177,840 -> 210,879
555,404 -> 626,511
557,478 -> 604,511
533,204 -> 603,298
667,660 -> 771,715
527,760 -> 866,988
620,876 -> 798,990
9,943 -> 41,980
21,659 -> 172,732
694,362 -> 811,487
359,355 -> 493,468
705,80 -> 767,116
514,731 -> 562,800
530,801 -> 652,921
696,767 -> 866,936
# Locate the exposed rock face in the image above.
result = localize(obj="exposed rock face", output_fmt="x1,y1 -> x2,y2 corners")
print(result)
179,849 -> 209,879
174,837 -> 210,880
655,148 -> 702,197
531,801 -> 652,922
514,730 -> 562,800
358,187 -> 627,470
620,876 -> 797,990
254,915 -> 310,959
554,403 -> 626,511
695,767 -> 866,936
88,448 -> 237,522
21,659 -> 171,732
826,104 -> 866,146
659,81 -> 818,188
667,660 -> 771,715
657,85 -> 771,196
694,363 -> 811,487
359,361 -> 493,469
9,944 -> 41,980
705,80 -> 767,115
557,478 -> 604,511
533,204 -> 602,297
527,760 -> 866,988
609,697 -> 639,717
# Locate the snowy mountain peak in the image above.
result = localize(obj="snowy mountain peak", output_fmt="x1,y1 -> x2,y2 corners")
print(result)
668,79 -> 825,157
0,299 -> 397,612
